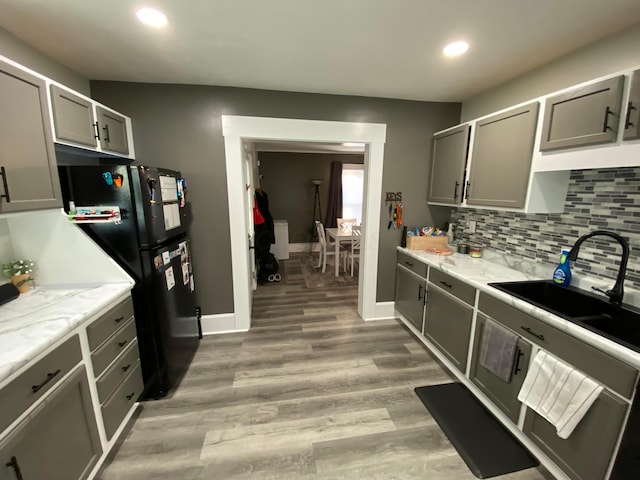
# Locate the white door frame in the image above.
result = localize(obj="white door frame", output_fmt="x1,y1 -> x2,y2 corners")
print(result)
222,115 -> 387,332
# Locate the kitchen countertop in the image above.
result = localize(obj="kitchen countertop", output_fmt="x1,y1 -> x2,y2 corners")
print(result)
398,247 -> 640,370
0,283 -> 133,387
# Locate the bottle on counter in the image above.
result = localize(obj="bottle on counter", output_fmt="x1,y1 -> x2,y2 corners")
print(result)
446,223 -> 454,245
552,249 -> 572,286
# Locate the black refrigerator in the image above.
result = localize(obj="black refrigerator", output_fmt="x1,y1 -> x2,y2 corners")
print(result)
58,164 -> 201,399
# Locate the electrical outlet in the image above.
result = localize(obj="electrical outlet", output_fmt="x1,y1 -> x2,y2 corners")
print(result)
468,220 -> 476,233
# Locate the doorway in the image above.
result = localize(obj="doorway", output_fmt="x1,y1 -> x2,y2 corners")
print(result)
222,116 -> 386,331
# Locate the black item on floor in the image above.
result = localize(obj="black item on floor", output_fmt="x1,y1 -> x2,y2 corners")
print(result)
414,382 -> 538,479
257,251 -> 279,282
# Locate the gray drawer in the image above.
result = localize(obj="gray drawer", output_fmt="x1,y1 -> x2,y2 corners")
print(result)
96,340 -> 140,404
101,362 -> 143,440
91,318 -> 137,378
87,297 -> 134,351
0,335 -> 81,433
397,251 -> 428,278
479,293 -> 638,398
429,269 -> 476,306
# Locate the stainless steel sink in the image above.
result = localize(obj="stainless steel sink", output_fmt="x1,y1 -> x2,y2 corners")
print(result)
489,280 -> 640,351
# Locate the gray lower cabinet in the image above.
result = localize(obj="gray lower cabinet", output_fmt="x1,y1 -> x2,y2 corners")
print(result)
96,106 -> 129,155
623,69 -> 640,141
469,313 -> 532,423
423,283 -> 473,372
523,390 -> 627,480
0,59 -> 62,212
0,367 -> 102,480
395,264 -> 427,333
428,124 -> 470,205
466,102 -> 539,209
50,85 -> 98,147
540,75 -> 624,151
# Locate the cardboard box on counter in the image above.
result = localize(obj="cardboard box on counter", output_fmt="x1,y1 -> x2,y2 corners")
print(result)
406,235 -> 448,250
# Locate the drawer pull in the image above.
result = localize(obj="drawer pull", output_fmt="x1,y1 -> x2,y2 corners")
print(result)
121,364 -> 131,372
103,124 -> 111,143
126,392 -> 136,400
31,369 -> 61,394
520,326 -> 545,341
626,101 -> 636,129
403,260 -> 414,267
453,181 -> 459,200
6,456 -> 24,480
514,350 -> 524,375
439,280 -> 453,289
114,316 -> 125,323
118,340 -> 128,348
602,105 -> 613,132
417,284 -> 424,301
0,166 -> 11,204
93,121 -> 100,140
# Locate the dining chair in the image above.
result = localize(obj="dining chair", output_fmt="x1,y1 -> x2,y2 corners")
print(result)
337,217 -> 357,233
315,221 -> 345,273
343,225 -> 361,276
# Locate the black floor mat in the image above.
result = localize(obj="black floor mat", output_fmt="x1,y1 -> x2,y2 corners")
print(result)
414,382 -> 538,479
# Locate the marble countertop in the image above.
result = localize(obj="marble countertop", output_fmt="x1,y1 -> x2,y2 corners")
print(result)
0,283 -> 133,387
398,247 -> 640,370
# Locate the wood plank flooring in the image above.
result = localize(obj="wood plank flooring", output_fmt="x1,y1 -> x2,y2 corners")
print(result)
97,254 -> 552,480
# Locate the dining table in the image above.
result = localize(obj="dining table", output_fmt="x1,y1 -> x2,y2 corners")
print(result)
325,227 -> 361,277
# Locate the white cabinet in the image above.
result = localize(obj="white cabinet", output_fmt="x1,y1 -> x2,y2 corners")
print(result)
273,219 -> 289,260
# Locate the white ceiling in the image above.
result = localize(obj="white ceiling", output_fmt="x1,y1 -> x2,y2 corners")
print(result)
1,1 -> 640,102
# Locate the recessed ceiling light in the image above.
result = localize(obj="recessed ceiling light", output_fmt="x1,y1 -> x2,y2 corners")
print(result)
136,7 -> 168,27
342,142 -> 365,147
443,41 -> 469,57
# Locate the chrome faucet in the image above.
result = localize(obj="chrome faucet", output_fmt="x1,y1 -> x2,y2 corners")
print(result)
568,230 -> 630,305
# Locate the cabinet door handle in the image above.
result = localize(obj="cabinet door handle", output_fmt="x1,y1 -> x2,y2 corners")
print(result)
417,284 -> 424,300
122,364 -> 131,372
31,369 -> 61,394
513,349 -> 524,375
93,121 -> 101,140
126,392 -> 136,400
103,124 -> 111,143
439,280 -> 452,289
0,166 -> 11,204
453,181 -> 459,200
114,316 -> 125,323
5,456 -> 24,480
520,326 -> 545,341
465,181 -> 470,199
602,105 -> 613,132
403,260 -> 414,267
625,101 -> 636,129
118,339 -> 128,348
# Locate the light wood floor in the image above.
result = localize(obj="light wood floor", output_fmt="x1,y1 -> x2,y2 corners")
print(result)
97,254 -> 552,480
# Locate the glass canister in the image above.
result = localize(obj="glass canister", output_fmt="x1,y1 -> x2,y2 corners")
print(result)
470,246 -> 483,258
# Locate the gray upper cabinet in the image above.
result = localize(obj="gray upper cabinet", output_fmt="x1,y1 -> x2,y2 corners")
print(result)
0,60 -> 62,212
96,106 -> 129,155
0,367 -> 102,480
428,124 -> 470,204
466,102 -> 539,209
50,85 -> 98,148
540,75 -> 624,151
623,69 -> 640,141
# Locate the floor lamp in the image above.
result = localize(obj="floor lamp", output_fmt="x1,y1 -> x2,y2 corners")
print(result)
311,179 -> 323,244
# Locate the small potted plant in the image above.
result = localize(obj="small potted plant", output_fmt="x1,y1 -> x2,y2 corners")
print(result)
2,259 -> 35,293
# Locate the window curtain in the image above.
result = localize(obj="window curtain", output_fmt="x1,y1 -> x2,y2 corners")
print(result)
324,161 -> 343,228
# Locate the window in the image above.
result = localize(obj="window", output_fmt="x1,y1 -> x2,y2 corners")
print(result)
342,164 -> 364,225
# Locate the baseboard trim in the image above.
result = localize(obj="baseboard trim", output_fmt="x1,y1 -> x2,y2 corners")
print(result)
364,301 -> 396,321
200,313 -> 247,335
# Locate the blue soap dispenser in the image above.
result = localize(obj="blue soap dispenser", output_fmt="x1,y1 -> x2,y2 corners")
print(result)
552,249 -> 572,286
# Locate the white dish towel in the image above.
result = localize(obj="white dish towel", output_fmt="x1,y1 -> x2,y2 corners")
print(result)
517,350 -> 603,439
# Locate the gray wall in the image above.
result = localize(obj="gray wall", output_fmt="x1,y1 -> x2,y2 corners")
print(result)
451,167 -> 640,290
258,152 -> 364,243
90,81 -> 460,314
462,22 -> 640,121
0,26 -> 89,95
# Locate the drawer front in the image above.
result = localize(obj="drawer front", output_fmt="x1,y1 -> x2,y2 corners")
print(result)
479,293 -> 638,398
101,362 -> 143,440
0,335 -> 81,433
87,297 -> 134,351
429,269 -> 476,306
96,340 -> 140,404
397,251 -> 428,278
91,319 -> 137,378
